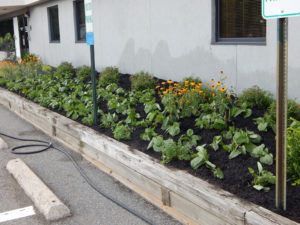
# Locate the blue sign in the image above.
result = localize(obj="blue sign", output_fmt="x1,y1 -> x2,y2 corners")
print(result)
86,32 -> 94,45
85,0 -> 94,45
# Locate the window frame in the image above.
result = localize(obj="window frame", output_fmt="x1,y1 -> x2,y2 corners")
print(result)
215,0 -> 266,45
48,5 -> 60,43
74,0 -> 86,43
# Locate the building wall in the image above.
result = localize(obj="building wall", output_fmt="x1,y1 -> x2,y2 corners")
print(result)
28,0 -> 300,100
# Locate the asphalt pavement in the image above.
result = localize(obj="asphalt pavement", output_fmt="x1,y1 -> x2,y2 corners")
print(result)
0,104 -> 182,225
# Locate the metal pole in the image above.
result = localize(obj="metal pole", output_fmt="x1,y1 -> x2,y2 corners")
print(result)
90,44 -> 98,125
276,18 -> 288,210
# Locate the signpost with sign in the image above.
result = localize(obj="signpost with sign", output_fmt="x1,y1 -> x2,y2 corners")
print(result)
262,0 -> 300,210
263,0 -> 300,19
84,0 -> 98,125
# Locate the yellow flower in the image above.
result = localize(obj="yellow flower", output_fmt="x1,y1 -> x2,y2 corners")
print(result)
163,91 -> 168,94
219,88 -> 226,92
167,80 -> 174,84
185,80 -> 189,83
217,82 -> 221,86
156,85 -> 160,89
160,87 -> 164,90
199,90 -> 203,93
190,82 -> 196,86
211,79 -> 215,83
220,71 -> 224,75
162,82 -> 166,85
227,94 -> 231,99
211,85 -> 215,89
195,85 -> 200,89
206,82 -> 209,86
198,82 -> 202,86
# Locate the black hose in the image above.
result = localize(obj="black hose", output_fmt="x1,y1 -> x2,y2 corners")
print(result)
0,131 -> 155,225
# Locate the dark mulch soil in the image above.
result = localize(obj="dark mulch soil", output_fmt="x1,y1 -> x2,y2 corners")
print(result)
5,74 -> 300,222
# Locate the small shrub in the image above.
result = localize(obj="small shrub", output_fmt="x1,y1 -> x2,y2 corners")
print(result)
239,86 -> 273,109
130,71 -> 157,91
268,100 -> 300,125
55,62 -> 75,76
99,67 -> 119,87
41,64 -> 53,73
287,118 -> 300,186
76,65 -> 91,80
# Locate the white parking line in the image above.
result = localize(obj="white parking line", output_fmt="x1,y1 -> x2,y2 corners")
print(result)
0,206 -> 35,223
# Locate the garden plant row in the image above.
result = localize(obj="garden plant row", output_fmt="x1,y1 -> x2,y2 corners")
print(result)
0,56 -> 299,222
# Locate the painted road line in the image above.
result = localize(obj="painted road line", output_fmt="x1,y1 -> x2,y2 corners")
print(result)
0,206 -> 35,223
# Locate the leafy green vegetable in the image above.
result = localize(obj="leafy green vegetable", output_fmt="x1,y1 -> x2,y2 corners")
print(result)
248,162 -> 275,191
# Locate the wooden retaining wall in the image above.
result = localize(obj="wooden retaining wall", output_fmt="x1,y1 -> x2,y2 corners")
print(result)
0,88 -> 298,225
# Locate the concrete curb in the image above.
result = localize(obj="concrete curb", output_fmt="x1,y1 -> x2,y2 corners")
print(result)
6,158 -> 71,221
0,137 -> 8,150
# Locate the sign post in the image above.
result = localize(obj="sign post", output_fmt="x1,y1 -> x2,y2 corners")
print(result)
84,0 -> 98,125
261,0 -> 300,210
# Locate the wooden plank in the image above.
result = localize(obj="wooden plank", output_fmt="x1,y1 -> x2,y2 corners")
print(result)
170,191 -> 231,225
246,207 -> 299,225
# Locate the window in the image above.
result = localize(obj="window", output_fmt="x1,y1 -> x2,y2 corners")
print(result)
74,0 -> 86,42
48,5 -> 60,42
216,0 -> 266,43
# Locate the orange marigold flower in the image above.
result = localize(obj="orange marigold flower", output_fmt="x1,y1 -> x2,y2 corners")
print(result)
211,85 -> 215,89
227,94 -> 231,99
190,82 -> 196,86
217,82 -> 221,86
198,82 -> 202,86
195,85 -> 200,89
185,80 -> 189,83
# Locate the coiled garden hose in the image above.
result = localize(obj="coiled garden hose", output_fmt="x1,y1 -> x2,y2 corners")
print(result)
0,131 -> 155,225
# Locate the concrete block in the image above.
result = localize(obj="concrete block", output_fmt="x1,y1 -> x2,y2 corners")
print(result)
6,158 -> 71,221
0,137 -> 8,150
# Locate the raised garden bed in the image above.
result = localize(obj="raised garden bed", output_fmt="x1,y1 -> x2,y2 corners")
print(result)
0,86 -> 299,225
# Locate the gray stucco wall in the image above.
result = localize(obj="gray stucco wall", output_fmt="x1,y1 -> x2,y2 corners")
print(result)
28,0 -> 300,100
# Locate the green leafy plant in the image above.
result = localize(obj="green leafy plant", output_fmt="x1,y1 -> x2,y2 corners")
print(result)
140,127 -> 157,141
99,67 -> 119,87
148,135 -> 193,163
268,100 -> 300,126
100,113 -> 119,128
239,86 -> 273,109
248,162 -> 275,191
209,135 -> 223,151
130,71 -> 157,91
287,118 -> 300,186
190,145 -> 224,179
178,129 -> 201,148
229,102 -> 252,119
76,65 -> 91,80
166,122 -> 181,136
222,129 -> 270,163
195,112 -> 226,130
113,123 -> 131,140
54,62 -> 75,76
